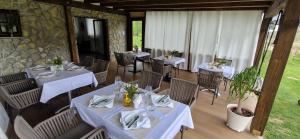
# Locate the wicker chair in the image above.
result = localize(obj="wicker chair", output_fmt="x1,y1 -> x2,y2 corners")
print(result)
197,69 -> 223,105
0,78 -> 41,113
173,52 -> 184,77
14,109 -> 108,139
131,71 -> 163,93
160,78 -> 198,107
91,59 -> 110,85
159,78 -> 198,139
151,59 -> 172,77
214,58 -> 233,90
80,56 -> 95,70
0,72 -> 28,84
214,58 -> 232,66
114,52 -> 134,75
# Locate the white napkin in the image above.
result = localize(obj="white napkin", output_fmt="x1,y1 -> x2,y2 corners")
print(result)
120,110 -> 151,130
35,71 -> 55,79
66,65 -> 84,71
133,94 -> 142,109
31,65 -> 47,71
88,95 -> 115,108
151,94 -> 174,108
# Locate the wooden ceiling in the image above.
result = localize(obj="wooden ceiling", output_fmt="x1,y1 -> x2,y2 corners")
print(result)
35,0 -> 278,15
86,0 -> 274,11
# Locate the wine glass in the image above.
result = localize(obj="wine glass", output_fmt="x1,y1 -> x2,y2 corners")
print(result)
114,76 -> 122,99
145,85 -> 153,95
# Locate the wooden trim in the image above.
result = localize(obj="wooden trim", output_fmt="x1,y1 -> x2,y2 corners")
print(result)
250,0 -> 300,135
64,6 -> 80,64
253,17 -> 272,67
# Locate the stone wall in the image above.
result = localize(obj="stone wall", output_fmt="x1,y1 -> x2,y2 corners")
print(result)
0,0 -> 127,76
0,0 -> 70,75
71,7 -> 127,59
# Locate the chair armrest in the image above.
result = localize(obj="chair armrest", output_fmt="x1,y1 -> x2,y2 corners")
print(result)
80,128 -> 108,139
129,80 -> 140,85
10,88 -> 41,109
158,89 -> 170,95
94,71 -> 108,84
33,109 -> 81,138
4,78 -> 36,94
152,87 -> 161,93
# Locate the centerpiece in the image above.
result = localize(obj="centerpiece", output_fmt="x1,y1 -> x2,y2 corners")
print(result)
50,56 -> 64,71
123,83 -> 139,107
227,67 -> 257,132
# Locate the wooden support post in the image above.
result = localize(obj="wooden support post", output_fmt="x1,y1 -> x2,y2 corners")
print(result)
64,6 -> 80,64
251,0 -> 300,135
253,17 -> 272,67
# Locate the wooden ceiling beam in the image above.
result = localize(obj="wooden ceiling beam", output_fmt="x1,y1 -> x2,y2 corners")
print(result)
101,0 -> 273,6
33,0 -> 126,15
265,0 -> 286,18
114,1 -> 272,9
125,6 -> 268,12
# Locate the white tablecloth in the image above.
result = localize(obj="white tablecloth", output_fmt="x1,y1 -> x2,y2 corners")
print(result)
26,66 -> 98,103
128,52 -> 150,58
199,63 -> 235,79
154,56 -> 186,66
71,84 -> 194,139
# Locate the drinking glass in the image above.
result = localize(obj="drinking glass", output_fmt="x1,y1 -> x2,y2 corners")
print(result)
114,76 -> 122,100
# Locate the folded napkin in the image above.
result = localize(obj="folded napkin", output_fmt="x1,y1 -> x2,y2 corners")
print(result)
133,94 -> 142,109
66,65 -> 84,71
31,65 -> 47,71
120,110 -> 151,130
151,94 -> 174,108
35,71 -> 55,79
88,95 -> 115,108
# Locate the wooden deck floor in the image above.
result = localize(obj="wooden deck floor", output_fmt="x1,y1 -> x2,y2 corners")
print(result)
7,62 -> 260,139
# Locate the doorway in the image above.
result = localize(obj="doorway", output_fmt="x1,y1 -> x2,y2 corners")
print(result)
74,17 -> 109,61
132,20 -> 143,51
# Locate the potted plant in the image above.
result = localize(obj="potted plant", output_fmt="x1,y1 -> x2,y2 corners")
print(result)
50,56 -> 63,71
227,67 -> 257,132
133,45 -> 139,53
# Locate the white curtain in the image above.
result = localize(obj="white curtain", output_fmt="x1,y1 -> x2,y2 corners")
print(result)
145,11 -> 263,72
145,11 -> 191,69
216,11 -> 263,72
190,11 -> 222,72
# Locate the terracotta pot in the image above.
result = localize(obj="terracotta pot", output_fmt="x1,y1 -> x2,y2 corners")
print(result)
226,104 -> 254,132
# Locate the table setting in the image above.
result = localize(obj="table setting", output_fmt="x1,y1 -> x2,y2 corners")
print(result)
199,62 -> 235,79
25,56 -> 98,103
71,77 -> 194,139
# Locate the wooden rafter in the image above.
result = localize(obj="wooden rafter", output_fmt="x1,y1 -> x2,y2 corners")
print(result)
98,0 -> 273,11
34,0 -> 126,15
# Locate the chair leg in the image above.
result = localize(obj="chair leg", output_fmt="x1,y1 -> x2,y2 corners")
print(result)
123,67 -> 126,76
117,66 -> 119,73
211,91 -> 216,105
180,126 -> 184,139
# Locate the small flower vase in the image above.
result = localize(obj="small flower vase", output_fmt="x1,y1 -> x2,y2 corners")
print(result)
123,92 -> 132,107
56,65 -> 64,71
50,65 -> 57,72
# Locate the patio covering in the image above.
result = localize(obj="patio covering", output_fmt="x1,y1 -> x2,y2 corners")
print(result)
145,11 -> 263,72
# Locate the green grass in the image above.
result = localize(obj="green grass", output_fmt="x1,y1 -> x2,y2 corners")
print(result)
132,21 -> 143,49
261,50 -> 300,139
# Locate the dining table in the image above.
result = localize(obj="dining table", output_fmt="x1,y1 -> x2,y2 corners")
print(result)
198,63 -> 235,79
70,83 -> 194,139
127,51 -> 150,73
25,63 -> 98,103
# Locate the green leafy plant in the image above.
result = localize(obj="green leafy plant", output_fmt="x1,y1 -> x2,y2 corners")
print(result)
229,67 -> 257,115
124,83 -> 138,98
52,56 -> 63,65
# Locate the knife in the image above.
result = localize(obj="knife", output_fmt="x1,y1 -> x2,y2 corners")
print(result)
128,115 -> 139,128
158,95 -> 168,103
91,98 -> 108,106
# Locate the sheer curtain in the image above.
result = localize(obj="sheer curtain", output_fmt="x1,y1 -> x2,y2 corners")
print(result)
216,11 -> 263,72
190,11 -> 222,72
145,11 -> 263,72
145,11 -> 191,69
